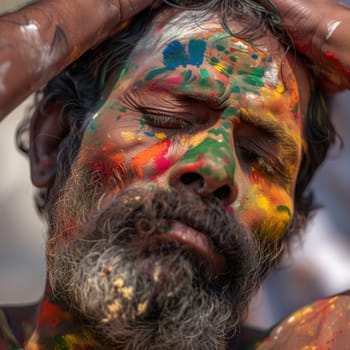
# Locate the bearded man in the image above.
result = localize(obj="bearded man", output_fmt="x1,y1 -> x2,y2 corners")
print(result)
1,0 -> 350,349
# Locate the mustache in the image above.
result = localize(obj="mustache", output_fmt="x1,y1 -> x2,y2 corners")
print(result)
80,187 -> 261,281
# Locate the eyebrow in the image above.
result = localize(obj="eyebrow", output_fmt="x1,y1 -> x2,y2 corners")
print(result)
239,110 -> 300,165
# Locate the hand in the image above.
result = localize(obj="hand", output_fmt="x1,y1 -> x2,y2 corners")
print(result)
0,0 -> 161,120
269,0 -> 350,92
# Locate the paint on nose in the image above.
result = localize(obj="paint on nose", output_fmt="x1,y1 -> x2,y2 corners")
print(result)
168,126 -> 238,205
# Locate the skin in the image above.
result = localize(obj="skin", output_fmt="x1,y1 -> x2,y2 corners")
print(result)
261,0 -> 350,92
63,9 -> 307,244
32,9 -> 312,348
24,8 -> 312,347
0,0 -> 160,120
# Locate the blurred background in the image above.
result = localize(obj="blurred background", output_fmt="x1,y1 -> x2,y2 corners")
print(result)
0,0 -> 46,305
1,0 -> 350,331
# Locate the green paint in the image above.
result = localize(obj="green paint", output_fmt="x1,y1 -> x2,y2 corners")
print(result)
243,75 -> 265,87
222,121 -> 231,129
145,67 -> 168,81
88,121 -> 97,134
251,66 -> 264,77
229,55 -> 238,62
120,107 -> 127,113
107,101 -> 119,110
208,56 -> 220,65
221,107 -> 238,120
277,205 -> 292,218
216,44 -> 225,52
294,103 -> 299,113
53,335 -> 70,350
216,80 -> 225,95
95,141 -> 103,146
231,86 -> 240,93
199,68 -> 214,88
199,166 -> 212,176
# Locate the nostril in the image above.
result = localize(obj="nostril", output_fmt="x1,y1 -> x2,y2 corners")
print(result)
213,185 -> 232,201
180,172 -> 204,187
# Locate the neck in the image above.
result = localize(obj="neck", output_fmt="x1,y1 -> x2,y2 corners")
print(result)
27,283 -> 100,350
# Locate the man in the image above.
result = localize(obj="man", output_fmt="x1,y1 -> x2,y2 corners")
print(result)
1,0 -> 350,349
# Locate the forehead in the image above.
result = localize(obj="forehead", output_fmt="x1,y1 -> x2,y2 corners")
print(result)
127,7 -> 311,114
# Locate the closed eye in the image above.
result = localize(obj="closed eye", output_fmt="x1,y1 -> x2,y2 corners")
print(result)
236,140 -> 291,184
141,110 -> 192,130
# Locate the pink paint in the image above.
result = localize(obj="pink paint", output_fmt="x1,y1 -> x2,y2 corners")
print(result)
151,140 -> 174,179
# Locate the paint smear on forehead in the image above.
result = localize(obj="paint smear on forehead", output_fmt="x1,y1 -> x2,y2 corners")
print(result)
129,9 -> 223,64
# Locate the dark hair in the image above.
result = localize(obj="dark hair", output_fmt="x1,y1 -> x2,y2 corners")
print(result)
17,0 -> 335,241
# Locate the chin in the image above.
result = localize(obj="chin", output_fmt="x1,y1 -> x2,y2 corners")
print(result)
47,188 -> 266,349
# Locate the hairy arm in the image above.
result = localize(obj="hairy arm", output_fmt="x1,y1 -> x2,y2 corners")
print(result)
270,0 -> 350,92
0,0 -> 157,120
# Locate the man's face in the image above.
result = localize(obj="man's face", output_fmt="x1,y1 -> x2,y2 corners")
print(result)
47,8 -> 308,349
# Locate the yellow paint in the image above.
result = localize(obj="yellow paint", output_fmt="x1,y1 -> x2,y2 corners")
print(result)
121,131 -> 135,142
120,286 -> 134,300
137,301 -> 149,315
276,85 -> 285,94
213,62 -> 226,74
256,194 -> 271,211
108,299 -> 122,314
59,330 -> 100,349
189,131 -> 208,148
155,132 -> 167,140
153,265 -> 161,282
113,278 -> 125,288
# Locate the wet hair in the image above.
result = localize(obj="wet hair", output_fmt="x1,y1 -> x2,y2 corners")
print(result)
17,0 -> 335,242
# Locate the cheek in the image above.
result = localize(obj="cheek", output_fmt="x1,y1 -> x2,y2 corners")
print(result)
237,178 -> 294,240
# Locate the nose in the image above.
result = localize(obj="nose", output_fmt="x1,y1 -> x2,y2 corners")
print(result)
168,153 -> 238,206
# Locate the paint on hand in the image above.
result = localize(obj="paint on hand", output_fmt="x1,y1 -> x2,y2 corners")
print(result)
326,21 -> 342,41
0,61 -> 11,94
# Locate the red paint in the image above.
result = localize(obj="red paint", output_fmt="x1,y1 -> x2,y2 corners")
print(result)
324,52 -> 350,73
296,44 -> 309,53
38,295 -> 67,328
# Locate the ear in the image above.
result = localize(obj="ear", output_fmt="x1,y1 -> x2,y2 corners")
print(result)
29,99 -> 69,188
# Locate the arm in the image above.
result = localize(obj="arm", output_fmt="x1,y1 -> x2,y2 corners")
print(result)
0,0 -> 157,120
270,0 -> 350,92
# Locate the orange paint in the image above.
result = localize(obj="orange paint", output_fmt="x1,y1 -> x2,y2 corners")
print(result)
131,141 -> 169,178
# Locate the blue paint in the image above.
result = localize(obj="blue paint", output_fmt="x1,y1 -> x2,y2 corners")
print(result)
162,39 -> 207,71
162,40 -> 188,70
144,131 -> 155,137
188,39 -> 207,67
251,53 -> 259,60
184,70 -> 192,82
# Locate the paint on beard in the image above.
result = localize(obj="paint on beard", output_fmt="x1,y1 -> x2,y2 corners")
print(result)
48,186 -> 281,350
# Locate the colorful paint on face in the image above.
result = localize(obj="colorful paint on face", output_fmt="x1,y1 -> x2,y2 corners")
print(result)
62,9 -> 306,248
162,39 -> 207,70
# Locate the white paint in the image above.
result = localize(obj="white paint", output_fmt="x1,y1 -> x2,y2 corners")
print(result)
129,9 -> 222,64
20,21 -> 40,35
0,61 -> 12,94
326,20 -> 342,41
263,60 -> 280,86
20,20 -> 52,73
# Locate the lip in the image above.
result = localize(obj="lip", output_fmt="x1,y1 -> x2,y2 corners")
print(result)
166,221 -> 226,279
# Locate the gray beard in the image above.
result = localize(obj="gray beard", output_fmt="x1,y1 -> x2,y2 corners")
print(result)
47,189 -> 269,349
